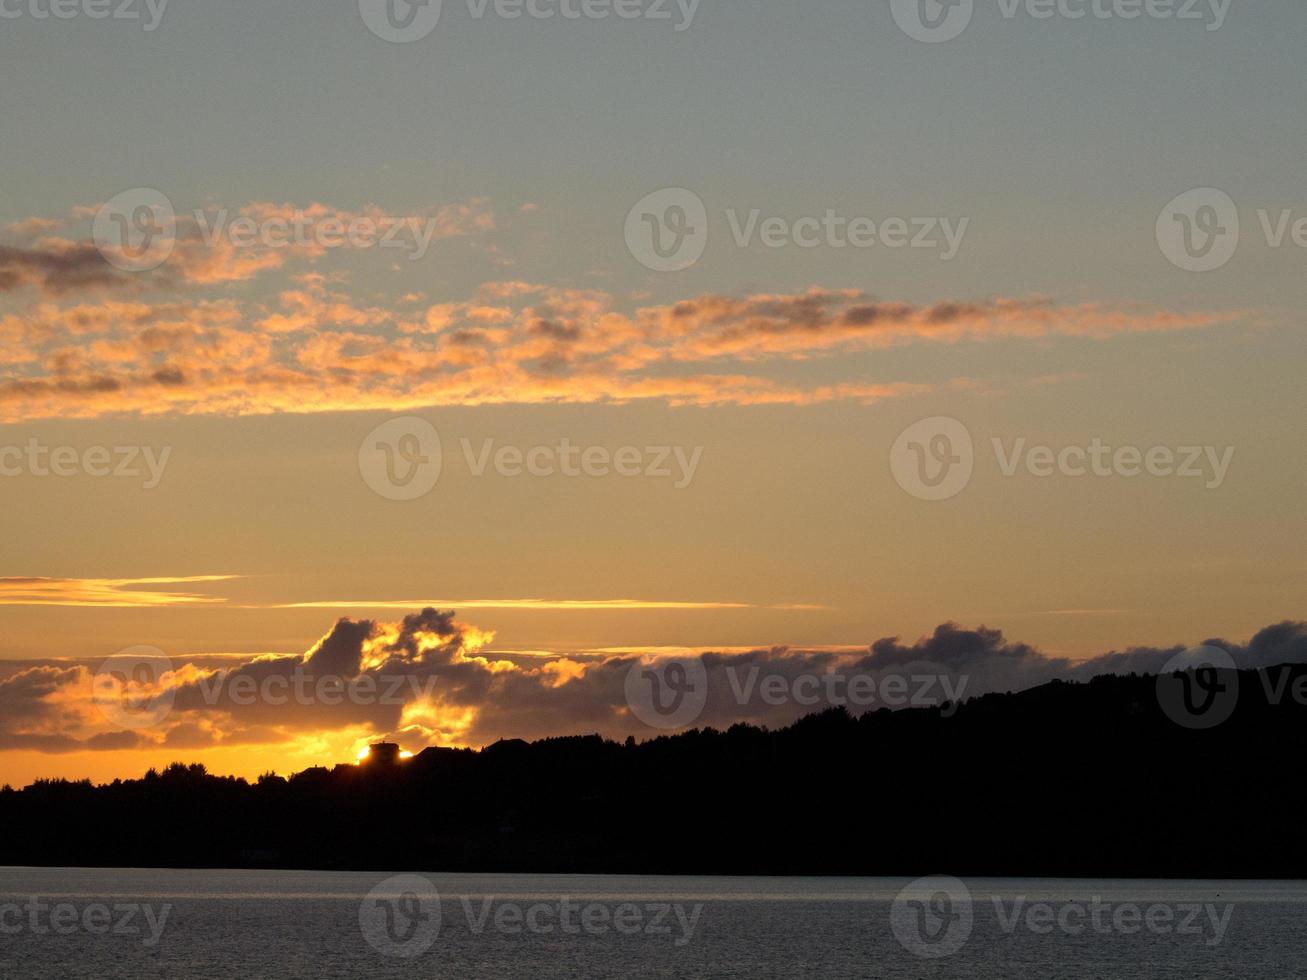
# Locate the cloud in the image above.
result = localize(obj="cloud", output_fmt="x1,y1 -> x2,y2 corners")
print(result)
4,218 -> 63,239
0,576 -> 237,608
0,243 -> 130,295
2,611 -> 1304,764
0,198 -> 494,301
275,598 -> 783,611
0,575 -> 821,612
0,281 -> 1238,421
0,729 -> 148,754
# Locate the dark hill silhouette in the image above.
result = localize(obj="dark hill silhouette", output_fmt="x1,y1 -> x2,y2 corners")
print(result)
3,664 -> 1305,876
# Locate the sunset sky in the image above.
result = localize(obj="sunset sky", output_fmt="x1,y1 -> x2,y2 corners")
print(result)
1,2 -> 1304,786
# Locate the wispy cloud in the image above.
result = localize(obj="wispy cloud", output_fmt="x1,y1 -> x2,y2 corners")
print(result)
0,242 -> 1242,419
272,598 -> 829,611
0,576 -> 826,613
0,576 -> 237,607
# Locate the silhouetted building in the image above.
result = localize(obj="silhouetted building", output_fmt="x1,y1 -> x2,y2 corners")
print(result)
364,742 -> 401,766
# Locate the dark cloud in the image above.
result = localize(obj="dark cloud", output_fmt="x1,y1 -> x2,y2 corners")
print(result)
0,243 -> 128,294
303,618 -> 374,677
0,729 -> 146,754
3,614 -> 1306,757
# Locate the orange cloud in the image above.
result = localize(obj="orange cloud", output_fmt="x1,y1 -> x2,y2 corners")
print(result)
274,598 -> 794,611
0,277 -> 1240,420
0,576 -> 237,607
6,612 -> 1303,783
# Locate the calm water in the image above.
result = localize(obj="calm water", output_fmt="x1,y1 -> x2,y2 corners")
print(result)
0,868 -> 1303,978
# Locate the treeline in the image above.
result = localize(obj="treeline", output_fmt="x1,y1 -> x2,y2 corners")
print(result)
3,666 -> 1307,876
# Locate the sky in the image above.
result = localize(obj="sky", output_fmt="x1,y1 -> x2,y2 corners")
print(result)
0,0 -> 1303,785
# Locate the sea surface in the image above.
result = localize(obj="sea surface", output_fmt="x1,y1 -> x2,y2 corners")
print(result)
0,868 -> 1302,978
